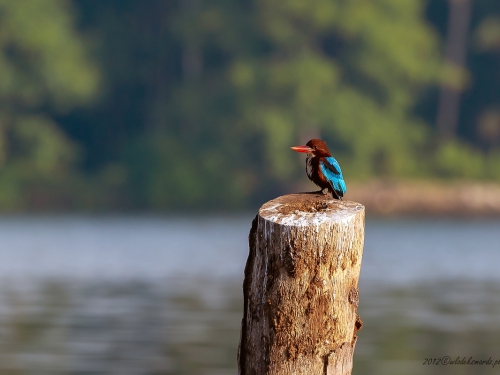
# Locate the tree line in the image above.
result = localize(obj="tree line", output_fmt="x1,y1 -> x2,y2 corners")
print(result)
0,0 -> 499,211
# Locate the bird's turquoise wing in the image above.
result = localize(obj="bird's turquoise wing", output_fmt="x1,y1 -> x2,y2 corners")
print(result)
320,157 -> 347,195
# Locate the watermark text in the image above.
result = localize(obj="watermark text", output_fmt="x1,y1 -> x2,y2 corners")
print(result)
423,356 -> 500,368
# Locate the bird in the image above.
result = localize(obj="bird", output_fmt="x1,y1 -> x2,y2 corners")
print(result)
291,138 -> 346,200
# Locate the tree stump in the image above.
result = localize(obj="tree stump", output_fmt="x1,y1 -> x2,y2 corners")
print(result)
238,193 -> 365,375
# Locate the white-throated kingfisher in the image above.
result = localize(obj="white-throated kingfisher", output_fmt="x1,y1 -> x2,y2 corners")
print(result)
291,139 -> 346,200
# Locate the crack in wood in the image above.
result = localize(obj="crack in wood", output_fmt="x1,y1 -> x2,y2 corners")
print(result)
323,353 -> 329,375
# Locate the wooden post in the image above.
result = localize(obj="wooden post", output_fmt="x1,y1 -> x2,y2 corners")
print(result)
238,193 -> 365,375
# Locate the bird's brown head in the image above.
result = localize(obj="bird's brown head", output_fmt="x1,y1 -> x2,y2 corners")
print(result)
291,138 -> 331,157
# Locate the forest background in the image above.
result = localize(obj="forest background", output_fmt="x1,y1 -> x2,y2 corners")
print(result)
1,0 -> 499,212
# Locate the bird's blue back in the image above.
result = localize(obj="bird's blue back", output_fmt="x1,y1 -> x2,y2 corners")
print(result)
319,156 -> 347,196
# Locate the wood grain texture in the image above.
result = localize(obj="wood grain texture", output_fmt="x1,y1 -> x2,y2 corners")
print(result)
238,193 -> 365,375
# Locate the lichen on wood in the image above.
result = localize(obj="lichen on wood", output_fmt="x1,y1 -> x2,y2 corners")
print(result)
238,193 -> 365,375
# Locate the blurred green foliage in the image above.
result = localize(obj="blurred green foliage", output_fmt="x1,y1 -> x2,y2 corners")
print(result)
1,0 -> 500,210
0,0 -> 99,210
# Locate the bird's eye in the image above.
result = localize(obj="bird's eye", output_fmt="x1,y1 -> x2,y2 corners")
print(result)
314,146 -> 317,150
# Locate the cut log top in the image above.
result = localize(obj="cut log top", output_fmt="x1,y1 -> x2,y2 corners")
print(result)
259,193 -> 365,227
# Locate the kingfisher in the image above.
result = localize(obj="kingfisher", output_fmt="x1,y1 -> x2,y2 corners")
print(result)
291,138 -> 346,200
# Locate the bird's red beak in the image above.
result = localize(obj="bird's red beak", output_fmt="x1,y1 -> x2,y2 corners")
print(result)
291,145 -> 313,153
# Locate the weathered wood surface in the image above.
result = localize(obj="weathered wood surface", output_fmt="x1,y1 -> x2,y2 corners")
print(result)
238,193 -> 365,375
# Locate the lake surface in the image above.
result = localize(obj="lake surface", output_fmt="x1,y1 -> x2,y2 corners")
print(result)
0,215 -> 499,375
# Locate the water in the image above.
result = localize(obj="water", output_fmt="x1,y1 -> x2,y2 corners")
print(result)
0,215 -> 499,374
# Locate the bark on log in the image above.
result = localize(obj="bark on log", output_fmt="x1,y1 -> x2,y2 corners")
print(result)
238,193 -> 365,375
